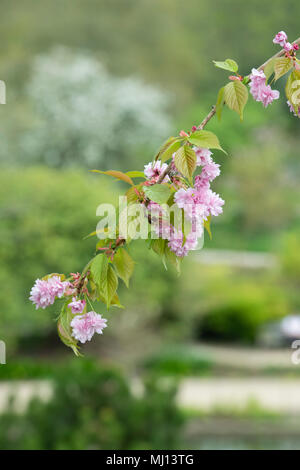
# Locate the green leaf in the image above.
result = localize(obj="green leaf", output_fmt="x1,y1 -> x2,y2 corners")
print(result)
143,183 -> 172,205
155,136 -> 182,163
91,169 -> 134,186
264,59 -> 275,81
126,171 -> 146,179
224,80 -> 248,120
151,238 -> 167,257
285,69 -> 300,114
204,215 -> 212,240
213,58 -> 239,73
188,130 -> 225,153
90,254 -> 106,288
98,292 -> 124,308
125,184 -> 143,204
274,57 -> 293,81
57,304 -> 81,356
100,264 -> 118,308
113,247 -> 135,287
164,245 -> 181,274
216,87 -> 225,121
90,254 -> 109,298
173,145 -> 196,180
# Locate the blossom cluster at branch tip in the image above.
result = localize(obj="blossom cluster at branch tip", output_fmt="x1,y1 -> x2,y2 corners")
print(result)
29,276 -> 69,309
70,311 -> 107,343
273,31 -> 298,52
249,68 -> 280,108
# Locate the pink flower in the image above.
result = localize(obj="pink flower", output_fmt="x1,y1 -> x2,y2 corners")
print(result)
284,42 -> 293,52
294,44 -> 299,51
144,160 -> 169,182
194,147 -> 212,166
68,297 -> 86,314
70,311 -> 107,344
194,174 -> 210,191
201,161 -> 221,181
206,190 -> 225,216
167,227 -> 202,258
48,276 -> 67,299
273,31 -> 288,47
174,188 -> 195,209
29,276 -> 68,309
260,86 -> 280,108
249,69 -> 280,107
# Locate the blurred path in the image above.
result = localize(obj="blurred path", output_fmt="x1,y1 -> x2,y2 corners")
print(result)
0,380 -> 52,413
191,343 -> 294,370
177,377 -> 300,413
195,249 -> 277,269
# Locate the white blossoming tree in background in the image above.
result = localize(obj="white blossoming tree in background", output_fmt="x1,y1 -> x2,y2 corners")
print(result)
29,32 -> 300,355
21,47 -> 171,168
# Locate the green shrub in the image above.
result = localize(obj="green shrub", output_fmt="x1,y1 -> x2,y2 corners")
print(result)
0,359 -> 183,450
143,345 -> 213,377
198,283 -> 287,344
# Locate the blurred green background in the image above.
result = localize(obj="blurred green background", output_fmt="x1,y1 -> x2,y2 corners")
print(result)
0,0 -> 300,450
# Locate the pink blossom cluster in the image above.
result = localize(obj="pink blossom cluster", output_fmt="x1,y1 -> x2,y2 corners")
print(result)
249,68 -> 280,107
29,276 -> 69,309
144,160 -> 170,183
174,147 -> 224,220
168,230 -> 198,257
287,100 -> 300,118
273,31 -> 299,53
70,311 -> 107,344
68,297 -> 86,314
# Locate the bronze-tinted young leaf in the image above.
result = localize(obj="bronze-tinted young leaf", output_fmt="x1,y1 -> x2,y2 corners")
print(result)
173,145 -> 196,180
113,247 -> 135,287
274,57 -> 293,81
188,130 -> 225,153
91,169 -> 134,186
126,171 -> 146,179
224,80 -> 248,120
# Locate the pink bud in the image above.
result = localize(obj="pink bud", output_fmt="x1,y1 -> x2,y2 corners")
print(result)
229,75 -> 242,81
293,44 -> 299,51
179,130 -> 189,137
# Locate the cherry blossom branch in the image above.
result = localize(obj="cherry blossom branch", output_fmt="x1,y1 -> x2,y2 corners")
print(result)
258,36 -> 300,71
157,36 -> 300,185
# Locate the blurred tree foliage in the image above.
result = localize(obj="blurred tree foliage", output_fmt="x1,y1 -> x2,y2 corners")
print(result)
1,0 -> 299,100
